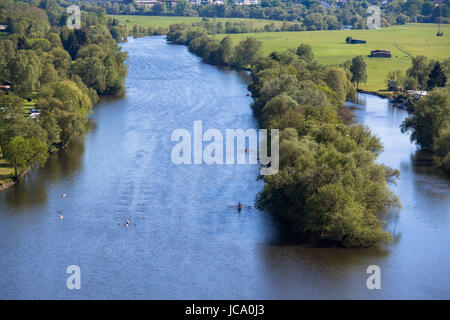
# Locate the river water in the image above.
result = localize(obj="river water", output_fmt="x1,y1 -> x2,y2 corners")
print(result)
0,36 -> 448,299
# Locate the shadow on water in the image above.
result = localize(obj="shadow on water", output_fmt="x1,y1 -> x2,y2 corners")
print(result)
2,134 -> 86,209
410,150 -> 449,178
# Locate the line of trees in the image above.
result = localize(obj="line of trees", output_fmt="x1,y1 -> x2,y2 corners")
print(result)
0,0 -> 128,180
168,24 -> 400,247
95,0 -> 449,30
401,88 -> 450,174
167,23 -> 264,69
385,56 -> 450,174
387,56 -> 450,92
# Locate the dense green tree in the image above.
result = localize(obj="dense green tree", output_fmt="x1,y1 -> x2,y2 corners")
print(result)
386,69 -> 406,91
6,50 -> 42,98
49,47 -> 71,76
427,61 -> 447,90
349,55 -> 367,90
323,67 -> 348,106
215,36 -> 234,66
5,136 -> 48,179
401,88 -> 450,151
234,37 -> 263,69
296,43 -> 314,63
407,55 -> 432,89
37,80 -> 93,148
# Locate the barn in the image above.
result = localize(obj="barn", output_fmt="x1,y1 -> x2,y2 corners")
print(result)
370,50 -> 391,58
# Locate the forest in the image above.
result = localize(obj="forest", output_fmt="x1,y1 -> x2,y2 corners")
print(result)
0,0 -> 128,184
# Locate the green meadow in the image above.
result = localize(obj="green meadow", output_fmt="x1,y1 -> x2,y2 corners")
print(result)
220,24 -> 450,92
110,14 -> 285,29
110,16 -> 449,92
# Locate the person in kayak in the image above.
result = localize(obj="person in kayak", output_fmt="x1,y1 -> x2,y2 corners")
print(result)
237,202 -> 242,211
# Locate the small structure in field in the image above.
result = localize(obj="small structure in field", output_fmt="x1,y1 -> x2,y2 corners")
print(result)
346,37 -> 366,44
0,25 -> 7,31
370,50 -> 391,58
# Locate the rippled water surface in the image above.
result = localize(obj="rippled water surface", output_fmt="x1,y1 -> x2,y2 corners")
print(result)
0,36 -> 448,299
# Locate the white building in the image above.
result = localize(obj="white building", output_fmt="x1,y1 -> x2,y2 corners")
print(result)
134,0 -> 158,6
189,0 -> 225,4
236,0 -> 260,5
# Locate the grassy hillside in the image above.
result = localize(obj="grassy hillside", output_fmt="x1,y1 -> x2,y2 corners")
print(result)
217,24 -> 450,92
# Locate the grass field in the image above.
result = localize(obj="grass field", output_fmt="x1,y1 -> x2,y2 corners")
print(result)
218,24 -> 450,92
110,14 -> 285,29
24,98 -> 37,115
110,17 -> 449,92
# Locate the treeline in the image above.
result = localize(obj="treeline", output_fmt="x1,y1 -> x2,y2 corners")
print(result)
96,0 -> 449,30
134,17 -> 312,39
401,88 -> 450,174
168,24 -> 400,248
387,56 -> 450,92
0,0 -> 128,180
167,23 -> 266,69
385,55 -> 450,175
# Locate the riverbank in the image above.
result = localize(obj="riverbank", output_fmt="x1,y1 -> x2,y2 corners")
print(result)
0,153 -> 13,190
357,89 -> 393,99
0,165 -> 30,191
1,36 -> 448,299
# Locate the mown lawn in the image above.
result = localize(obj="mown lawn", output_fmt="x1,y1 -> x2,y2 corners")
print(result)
24,98 -> 37,115
217,23 -> 450,92
109,14 -> 286,29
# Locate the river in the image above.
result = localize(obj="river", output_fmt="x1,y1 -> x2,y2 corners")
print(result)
0,36 -> 448,299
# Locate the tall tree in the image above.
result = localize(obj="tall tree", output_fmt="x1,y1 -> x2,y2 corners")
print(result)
427,61 -> 447,90
407,55 -> 432,89
349,55 -> 367,90
401,88 -> 450,151
6,50 -> 42,98
296,44 -> 314,63
234,37 -> 263,69
216,36 -> 234,66
4,136 -> 48,179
